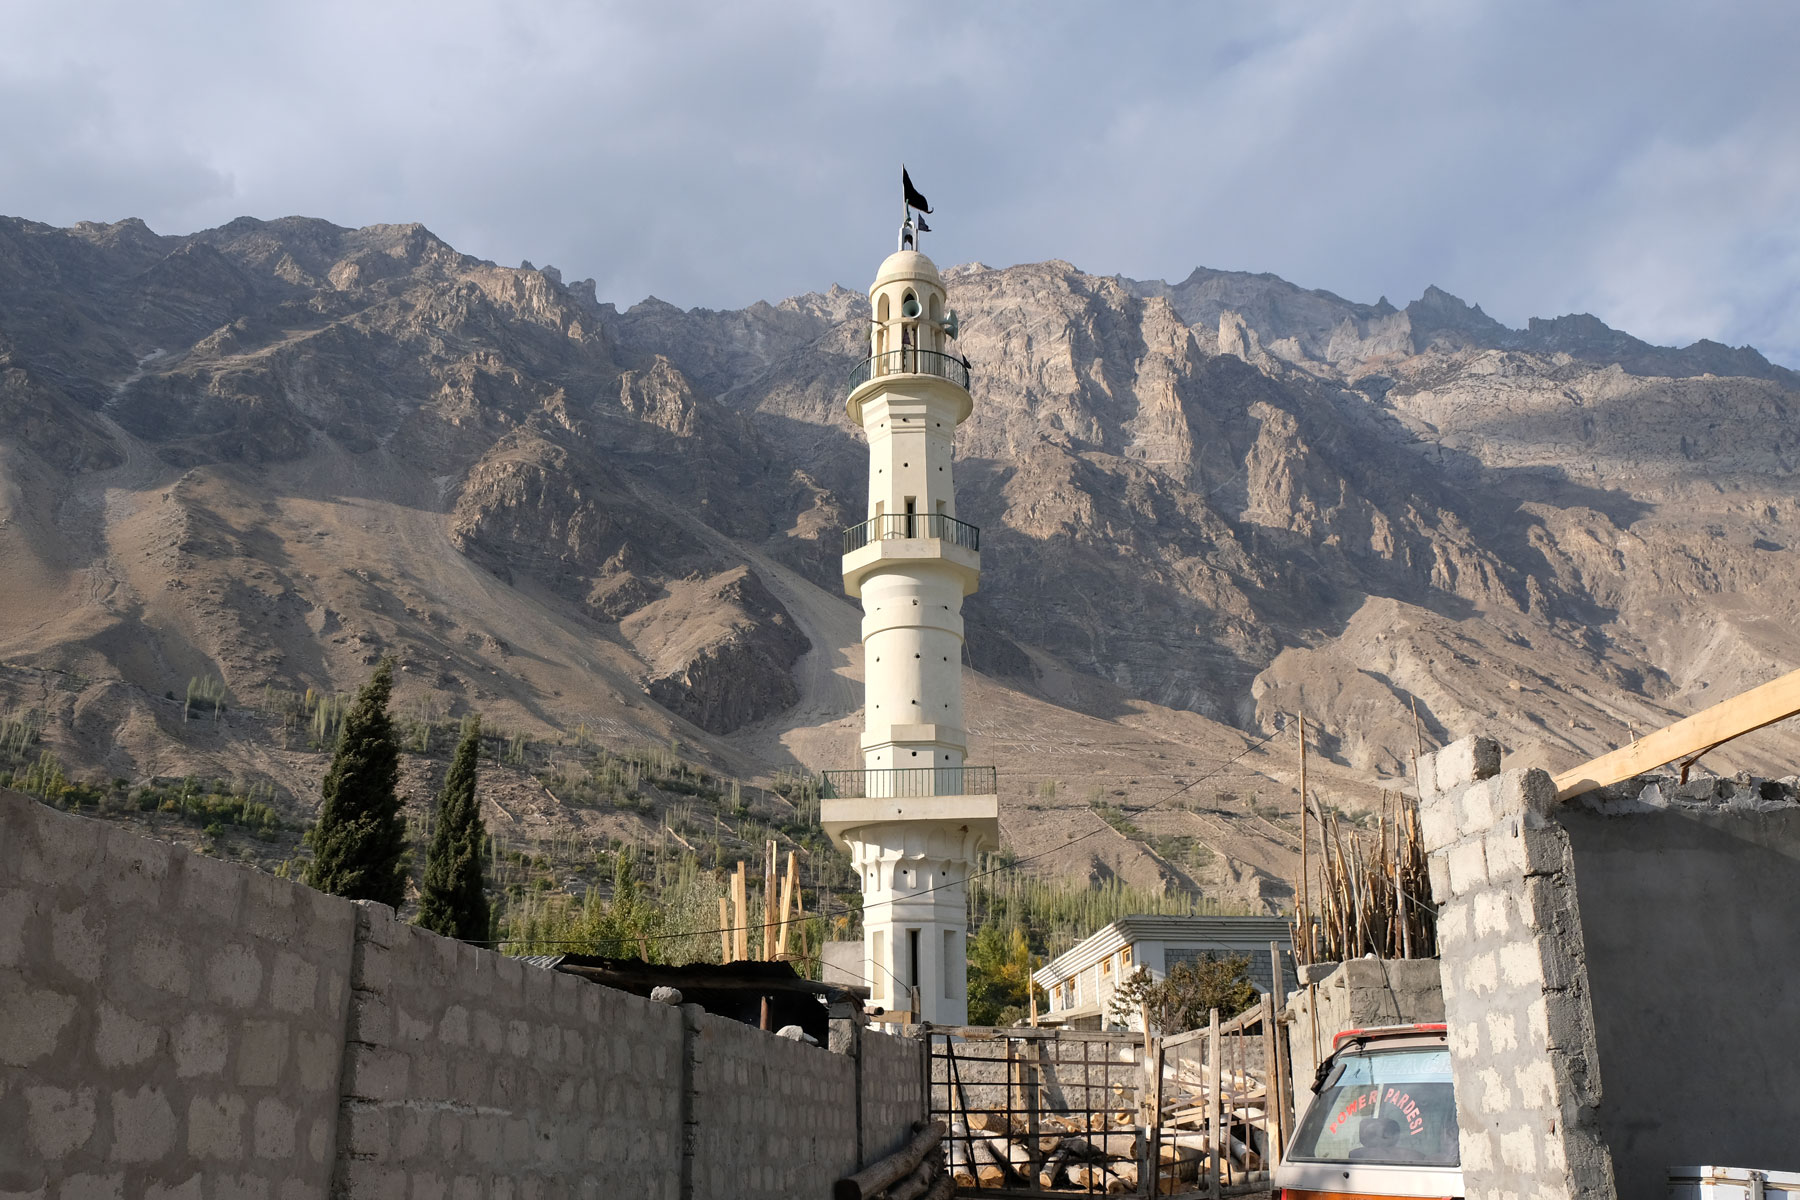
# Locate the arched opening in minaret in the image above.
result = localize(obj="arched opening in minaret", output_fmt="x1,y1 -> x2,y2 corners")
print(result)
875,294 -> 890,361
928,293 -> 943,352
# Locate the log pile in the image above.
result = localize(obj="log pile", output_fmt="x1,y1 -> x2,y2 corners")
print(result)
834,1120 -> 951,1200
936,1066 -> 1276,1193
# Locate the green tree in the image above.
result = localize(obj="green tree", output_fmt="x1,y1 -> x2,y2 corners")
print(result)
1108,954 -> 1260,1033
417,717 -> 490,940
306,660 -> 406,906
967,921 -> 1046,1026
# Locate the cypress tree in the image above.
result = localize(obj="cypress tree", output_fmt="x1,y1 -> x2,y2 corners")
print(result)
417,716 -> 490,940
306,659 -> 407,906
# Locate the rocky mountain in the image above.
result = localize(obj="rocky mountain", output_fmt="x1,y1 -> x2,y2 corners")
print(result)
2,213 -> 1796,912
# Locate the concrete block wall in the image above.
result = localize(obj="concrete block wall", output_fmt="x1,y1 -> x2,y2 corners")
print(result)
1283,957 -> 1445,1114
1418,740 -> 1618,1199
338,901 -> 685,1200
0,787 -> 355,1200
686,1010 -> 858,1199
857,1028 -> 926,1164
0,789 -> 929,1199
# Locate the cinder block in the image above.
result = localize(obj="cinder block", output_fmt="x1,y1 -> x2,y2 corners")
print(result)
235,1019 -> 291,1088
1417,792 -> 1460,854
1457,778 -> 1506,838
1483,826 -> 1529,880
133,932 -> 192,997
269,952 -> 318,1014
1426,853 -> 1452,903
110,1084 -> 177,1162
394,1106 -> 434,1160
51,906 -> 105,982
25,1085 -> 96,1159
349,995 -> 392,1045
207,945 -> 264,1008
1497,940 -> 1548,990
343,1046 -> 410,1102
145,1174 -> 204,1200
506,1020 -> 532,1059
337,1164 -> 408,1200
253,1096 -> 297,1161
1521,829 -> 1569,877
1425,736 -> 1502,796
213,1172 -> 272,1200
55,1172 -> 123,1200
1471,891 -> 1515,939
177,851 -> 246,917
295,1030 -> 341,1093
187,1093 -> 247,1161
11,800 -> 103,891
1498,1126 -> 1539,1172
101,825 -> 172,910
1445,839 -> 1489,896
173,1014 -> 229,1078
94,1003 -> 161,1068
437,1004 -> 470,1045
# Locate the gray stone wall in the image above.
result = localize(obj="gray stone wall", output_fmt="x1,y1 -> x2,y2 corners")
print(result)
1418,740 -> 1618,1199
0,787 -> 355,1200
0,789 -> 928,1199
337,900 -> 685,1200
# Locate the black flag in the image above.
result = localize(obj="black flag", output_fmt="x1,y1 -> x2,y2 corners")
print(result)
902,167 -> 932,214
916,216 -> 931,233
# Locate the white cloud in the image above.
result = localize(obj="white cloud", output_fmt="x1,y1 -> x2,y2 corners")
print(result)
2,0 -> 1796,362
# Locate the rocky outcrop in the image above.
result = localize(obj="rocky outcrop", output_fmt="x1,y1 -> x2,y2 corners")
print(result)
625,568 -> 810,734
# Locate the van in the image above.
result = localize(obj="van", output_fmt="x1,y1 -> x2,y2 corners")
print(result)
1275,1024 -> 1463,1199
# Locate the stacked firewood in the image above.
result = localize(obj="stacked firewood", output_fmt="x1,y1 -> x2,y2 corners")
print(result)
833,1121 -> 952,1200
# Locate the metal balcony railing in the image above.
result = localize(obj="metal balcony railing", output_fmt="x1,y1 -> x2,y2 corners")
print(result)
841,512 -> 980,555
847,348 -> 972,394
820,766 -> 998,799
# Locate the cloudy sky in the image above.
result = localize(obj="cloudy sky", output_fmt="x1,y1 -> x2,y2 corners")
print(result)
5,0 -> 1798,363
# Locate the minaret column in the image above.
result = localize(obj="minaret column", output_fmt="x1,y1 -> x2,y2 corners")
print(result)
821,234 -> 998,1025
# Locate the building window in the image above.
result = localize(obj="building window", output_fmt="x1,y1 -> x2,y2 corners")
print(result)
1100,956 -> 1113,978
1121,945 -> 1133,969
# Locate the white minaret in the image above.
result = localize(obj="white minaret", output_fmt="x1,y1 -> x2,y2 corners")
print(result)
822,212 -> 999,1024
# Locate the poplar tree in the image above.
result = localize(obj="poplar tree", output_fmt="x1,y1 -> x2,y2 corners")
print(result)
417,716 -> 490,940
306,660 -> 406,906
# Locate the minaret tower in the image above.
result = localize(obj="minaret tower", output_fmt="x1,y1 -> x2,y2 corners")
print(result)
822,201 -> 999,1024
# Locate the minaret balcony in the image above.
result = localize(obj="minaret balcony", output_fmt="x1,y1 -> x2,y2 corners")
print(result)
841,514 -> 981,597
818,767 -> 1001,854
820,765 -> 996,799
842,513 -> 979,554
847,349 -> 972,395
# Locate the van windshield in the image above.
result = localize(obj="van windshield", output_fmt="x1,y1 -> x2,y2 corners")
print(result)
1286,1046 -> 1459,1168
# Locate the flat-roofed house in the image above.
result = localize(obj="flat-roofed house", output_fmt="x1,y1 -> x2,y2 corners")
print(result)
1031,915 -> 1296,1030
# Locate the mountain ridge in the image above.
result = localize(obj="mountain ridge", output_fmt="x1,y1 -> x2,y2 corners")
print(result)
2,211 -> 1796,912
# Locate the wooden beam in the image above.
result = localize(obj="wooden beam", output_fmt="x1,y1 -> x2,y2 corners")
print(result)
761,840 -> 778,962
775,850 -> 797,958
1553,667 -> 1800,800
719,896 -> 732,964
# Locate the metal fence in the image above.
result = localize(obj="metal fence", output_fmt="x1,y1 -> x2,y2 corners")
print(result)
921,947 -> 1295,1197
842,512 -> 982,554
848,348 -> 973,393
820,766 -> 998,799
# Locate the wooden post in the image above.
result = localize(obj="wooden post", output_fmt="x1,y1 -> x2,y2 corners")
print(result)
1297,711 -> 1310,965
732,862 -> 749,963
1269,941 -> 1290,1159
1207,1008 -> 1223,1200
719,896 -> 732,963
1258,994 -> 1279,1173
762,840 -> 778,961
776,850 -> 798,958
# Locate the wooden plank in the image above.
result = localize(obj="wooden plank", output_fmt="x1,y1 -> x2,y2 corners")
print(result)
1553,667 -> 1800,800
718,896 -> 732,963
775,850 -> 797,958
1206,1009 -> 1222,1200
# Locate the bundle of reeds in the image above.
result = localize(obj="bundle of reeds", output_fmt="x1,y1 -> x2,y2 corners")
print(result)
1292,787 -> 1435,964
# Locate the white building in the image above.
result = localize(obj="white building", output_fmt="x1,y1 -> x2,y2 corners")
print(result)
1031,915 -> 1296,1030
821,214 -> 999,1024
